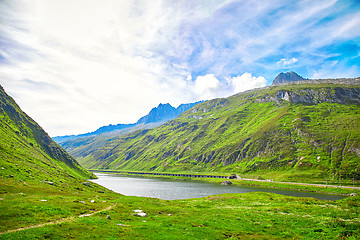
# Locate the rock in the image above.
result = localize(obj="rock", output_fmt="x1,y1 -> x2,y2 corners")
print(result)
350,193 -> 357,196
40,199 -> 47,202
47,181 -> 55,185
98,190 -> 105,193
221,180 -> 232,185
272,71 -> 305,85
9,175 -> 14,178
106,215 -> 111,220
82,182 -> 91,186
90,200 -> 95,203
134,209 -> 147,217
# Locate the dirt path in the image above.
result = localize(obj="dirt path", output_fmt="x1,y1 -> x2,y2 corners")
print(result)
0,205 -> 116,236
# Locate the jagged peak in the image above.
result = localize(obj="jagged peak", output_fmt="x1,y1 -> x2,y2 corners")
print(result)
272,71 -> 306,85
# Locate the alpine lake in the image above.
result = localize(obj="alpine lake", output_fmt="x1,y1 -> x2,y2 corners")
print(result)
91,173 -> 344,201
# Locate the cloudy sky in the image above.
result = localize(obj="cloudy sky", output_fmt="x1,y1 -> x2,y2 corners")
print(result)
1,0 -> 359,136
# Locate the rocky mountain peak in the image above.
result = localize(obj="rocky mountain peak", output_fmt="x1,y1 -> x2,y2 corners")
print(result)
272,71 -> 306,85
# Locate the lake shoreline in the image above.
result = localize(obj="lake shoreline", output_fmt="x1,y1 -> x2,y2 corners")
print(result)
90,170 -> 359,198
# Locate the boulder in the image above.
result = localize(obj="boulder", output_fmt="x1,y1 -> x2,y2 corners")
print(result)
221,180 -> 232,185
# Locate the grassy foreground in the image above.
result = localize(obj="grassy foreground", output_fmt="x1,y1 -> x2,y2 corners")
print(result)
1,177 -> 360,239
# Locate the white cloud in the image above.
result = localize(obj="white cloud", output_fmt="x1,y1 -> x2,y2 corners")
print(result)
0,0 -> 358,136
227,73 -> 267,94
277,58 -> 298,67
1,0 -> 228,136
190,72 -> 267,101
193,74 -> 222,100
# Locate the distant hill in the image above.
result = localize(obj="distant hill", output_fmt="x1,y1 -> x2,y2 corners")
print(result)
136,102 -> 200,124
0,84 -> 94,181
54,101 -> 202,160
272,71 -> 306,85
77,77 -> 360,181
53,101 -> 201,143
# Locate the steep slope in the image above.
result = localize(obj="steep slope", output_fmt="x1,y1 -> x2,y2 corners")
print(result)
0,84 -> 94,181
79,78 -> 360,181
272,71 -> 306,85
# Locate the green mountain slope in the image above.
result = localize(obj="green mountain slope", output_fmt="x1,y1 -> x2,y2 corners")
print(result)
79,78 -> 360,181
60,122 -> 165,159
0,84 -> 94,181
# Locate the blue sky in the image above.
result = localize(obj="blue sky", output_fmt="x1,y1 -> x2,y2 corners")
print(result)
0,0 -> 359,136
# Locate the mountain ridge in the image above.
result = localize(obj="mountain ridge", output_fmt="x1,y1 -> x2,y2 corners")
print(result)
77,77 -> 360,181
53,101 -> 202,143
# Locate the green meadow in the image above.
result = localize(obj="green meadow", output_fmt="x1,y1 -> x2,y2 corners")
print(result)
1,176 -> 360,240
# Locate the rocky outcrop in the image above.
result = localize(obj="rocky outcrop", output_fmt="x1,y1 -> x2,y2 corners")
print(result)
257,87 -> 360,105
272,72 -> 306,85
136,102 -> 202,124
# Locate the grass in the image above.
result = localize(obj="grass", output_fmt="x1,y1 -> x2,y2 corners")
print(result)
1,177 -> 359,239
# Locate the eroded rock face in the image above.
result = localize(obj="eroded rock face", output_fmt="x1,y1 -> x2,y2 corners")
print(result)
257,87 -> 360,105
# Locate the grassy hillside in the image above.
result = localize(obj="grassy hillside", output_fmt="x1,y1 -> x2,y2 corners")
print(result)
78,79 -> 360,182
60,122 -> 165,159
0,85 -> 94,181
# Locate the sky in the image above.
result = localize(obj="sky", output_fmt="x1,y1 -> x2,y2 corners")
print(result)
0,0 -> 360,137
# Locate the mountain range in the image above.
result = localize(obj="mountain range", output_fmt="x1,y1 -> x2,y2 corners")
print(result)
74,75 -> 360,182
53,101 -> 202,143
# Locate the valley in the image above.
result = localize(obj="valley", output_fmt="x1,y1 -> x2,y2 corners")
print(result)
1,75 -> 360,239
66,77 -> 360,186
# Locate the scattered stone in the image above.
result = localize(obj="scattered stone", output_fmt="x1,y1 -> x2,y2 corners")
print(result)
40,199 -> 47,202
82,182 -> 90,187
47,182 -> 55,185
9,175 -> 14,178
168,214 -> 172,216
221,180 -> 232,185
1,167 -> 4,170
90,200 -> 95,203
117,223 -> 127,226
80,201 -> 86,204
134,209 -> 147,217
98,190 -> 105,193
142,220 -> 146,222
106,215 -> 111,220
350,193 -> 357,196
0,198 -> 3,200
103,201 -> 107,203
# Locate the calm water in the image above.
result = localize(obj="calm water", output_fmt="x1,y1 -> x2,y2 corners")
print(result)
91,173 -> 344,201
